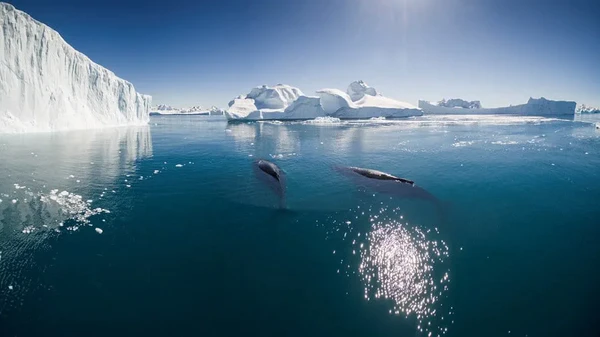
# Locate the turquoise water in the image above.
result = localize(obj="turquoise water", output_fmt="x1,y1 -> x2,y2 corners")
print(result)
1,115 -> 599,336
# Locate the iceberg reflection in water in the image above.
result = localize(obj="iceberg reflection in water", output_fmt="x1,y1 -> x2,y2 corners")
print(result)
0,126 -> 152,311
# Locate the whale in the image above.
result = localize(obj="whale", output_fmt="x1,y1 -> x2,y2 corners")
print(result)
253,159 -> 286,209
334,165 -> 440,205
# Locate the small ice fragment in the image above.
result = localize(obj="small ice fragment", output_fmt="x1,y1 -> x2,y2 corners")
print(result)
164,162 -> 167,164
86,199 -> 93,203
585,152 -> 589,155
76,180 -> 81,183
126,185 -> 131,188
139,176 -> 143,180
250,143 -> 254,145
248,154 -> 253,157
175,164 -> 183,168
12,199 -> 17,204
95,228 -> 103,234
8,285 -> 13,290
69,175 -> 75,178
320,142 -> 324,144
102,219 -> 106,222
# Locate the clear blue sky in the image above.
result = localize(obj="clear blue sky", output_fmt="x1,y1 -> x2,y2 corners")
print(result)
8,0 -> 600,108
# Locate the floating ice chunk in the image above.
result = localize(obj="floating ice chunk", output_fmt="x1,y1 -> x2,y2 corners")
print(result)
175,164 -> 183,168
86,199 -> 93,203
8,285 -> 13,290
126,184 -> 131,188
11,199 -> 17,204
153,170 -> 160,174
139,176 -> 143,180
69,175 -> 75,179
22,226 -> 35,234
95,228 -> 103,234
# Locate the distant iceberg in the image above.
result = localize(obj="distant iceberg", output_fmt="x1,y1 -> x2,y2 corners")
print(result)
418,97 -> 576,116
150,105 -> 225,116
225,81 -> 421,121
576,104 -> 600,114
0,3 -> 151,133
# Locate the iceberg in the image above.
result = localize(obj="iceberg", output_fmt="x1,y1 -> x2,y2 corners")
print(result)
225,81 -> 421,121
576,104 -> 600,114
317,81 -> 422,119
225,84 -> 324,120
150,105 -> 225,116
0,3 -> 151,133
418,97 -> 576,116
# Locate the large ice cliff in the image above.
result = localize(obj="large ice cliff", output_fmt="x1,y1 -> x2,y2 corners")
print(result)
0,3 -> 151,133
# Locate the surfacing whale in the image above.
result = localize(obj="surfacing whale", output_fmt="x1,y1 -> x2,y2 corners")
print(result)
253,159 -> 286,209
334,165 -> 439,204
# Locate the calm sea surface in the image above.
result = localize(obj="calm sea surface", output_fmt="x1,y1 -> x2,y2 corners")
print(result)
1,115 -> 599,337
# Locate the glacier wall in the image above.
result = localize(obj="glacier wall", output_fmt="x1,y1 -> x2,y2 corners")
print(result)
0,3 -> 151,133
418,97 -> 576,116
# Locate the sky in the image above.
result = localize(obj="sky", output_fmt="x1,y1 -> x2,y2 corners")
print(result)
8,0 -> 600,108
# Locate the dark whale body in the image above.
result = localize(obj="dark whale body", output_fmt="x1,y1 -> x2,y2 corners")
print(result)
253,159 -> 286,209
335,165 -> 439,204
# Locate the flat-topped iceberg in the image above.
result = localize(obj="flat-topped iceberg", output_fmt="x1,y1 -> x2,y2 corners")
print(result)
0,3 -> 151,133
419,97 -> 576,116
225,81 -> 421,121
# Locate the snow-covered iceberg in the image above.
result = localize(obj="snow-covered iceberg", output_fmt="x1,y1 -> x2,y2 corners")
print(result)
225,81 -> 421,121
149,104 -> 180,115
317,81 -> 422,119
225,84 -> 324,120
150,105 -> 225,116
0,3 -> 151,133
576,104 -> 600,114
418,97 -> 576,116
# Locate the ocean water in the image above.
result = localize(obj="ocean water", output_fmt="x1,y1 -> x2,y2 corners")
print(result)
0,115 -> 599,337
